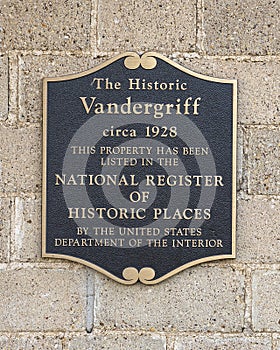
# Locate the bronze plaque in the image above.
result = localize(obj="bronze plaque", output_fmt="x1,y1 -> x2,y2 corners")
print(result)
42,52 -> 237,284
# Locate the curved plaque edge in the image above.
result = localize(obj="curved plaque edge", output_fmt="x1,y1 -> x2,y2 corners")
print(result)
42,51 -> 237,86
41,251 -> 236,285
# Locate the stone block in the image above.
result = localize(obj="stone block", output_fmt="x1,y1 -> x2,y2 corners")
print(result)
247,127 -> 280,195
237,196 -> 280,263
0,198 -> 11,262
0,125 -> 41,194
0,0 -> 91,51
174,334 -> 272,350
67,332 -> 166,350
203,0 -> 280,55
0,268 -> 87,331
10,195 -> 69,264
228,60 -> 280,125
176,57 -> 280,125
94,266 -> 245,332
252,270 -> 280,331
19,54 -> 105,123
0,55 -> 8,120
97,0 -> 196,52
11,197 -> 41,261
1,334 -> 63,350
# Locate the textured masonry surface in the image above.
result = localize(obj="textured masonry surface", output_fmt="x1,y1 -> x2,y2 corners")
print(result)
0,0 -> 279,349
94,267 -> 245,332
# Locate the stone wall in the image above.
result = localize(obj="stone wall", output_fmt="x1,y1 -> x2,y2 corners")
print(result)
0,1 -> 279,349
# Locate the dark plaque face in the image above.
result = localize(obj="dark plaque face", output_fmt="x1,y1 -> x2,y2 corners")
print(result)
42,52 -> 237,284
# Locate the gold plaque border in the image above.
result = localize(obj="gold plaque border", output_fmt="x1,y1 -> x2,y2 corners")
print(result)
42,52 -> 237,285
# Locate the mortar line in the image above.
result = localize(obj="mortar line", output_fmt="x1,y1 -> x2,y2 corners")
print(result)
166,334 -> 175,350
1,122 -> 280,130
89,0 -> 93,52
0,329 -> 276,336
242,124 -> 280,129
9,197 -> 16,264
2,49 -> 280,61
3,54 -> 10,122
195,0 -> 205,54
7,52 -> 18,124
1,261 -> 280,271
89,0 -> 97,54
6,196 -> 12,264
0,192 -> 41,199
272,333 -> 279,350
195,0 -> 199,50
201,0 -> 205,53
243,265 -> 253,332
86,269 -> 95,333
272,333 -> 275,350
2,191 -> 279,201
242,125 -> 250,195
95,0 -> 99,56
93,272 -> 98,329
